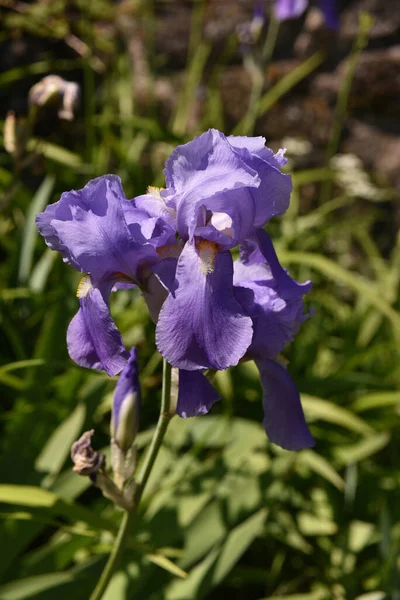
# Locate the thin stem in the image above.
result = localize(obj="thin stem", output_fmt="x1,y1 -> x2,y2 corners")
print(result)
233,15 -> 280,136
319,12 -> 372,205
89,360 -> 173,600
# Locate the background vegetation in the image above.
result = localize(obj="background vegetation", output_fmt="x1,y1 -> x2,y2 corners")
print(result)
0,1 -> 399,599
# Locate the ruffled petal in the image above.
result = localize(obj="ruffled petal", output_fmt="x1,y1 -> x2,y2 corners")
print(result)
163,129 -> 260,240
234,250 -> 311,359
37,175 -> 154,281
177,370 -> 220,417
256,358 -> 314,450
227,143 -> 292,227
67,279 -> 129,376
156,242 -> 253,370
254,229 -> 312,298
227,135 -> 288,168
134,188 -> 177,228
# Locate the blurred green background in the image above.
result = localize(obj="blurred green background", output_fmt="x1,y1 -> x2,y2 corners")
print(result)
1,1 -> 400,599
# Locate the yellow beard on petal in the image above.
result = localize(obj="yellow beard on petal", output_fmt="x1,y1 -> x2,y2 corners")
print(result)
76,274 -> 92,298
147,186 -> 164,197
197,240 -> 219,275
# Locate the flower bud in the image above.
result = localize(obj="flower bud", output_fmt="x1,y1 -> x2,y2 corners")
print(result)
71,430 -> 105,476
111,347 -> 141,453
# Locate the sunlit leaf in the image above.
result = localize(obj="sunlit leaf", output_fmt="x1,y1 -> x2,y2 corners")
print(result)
302,395 -> 372,435
298,450 -> 344,491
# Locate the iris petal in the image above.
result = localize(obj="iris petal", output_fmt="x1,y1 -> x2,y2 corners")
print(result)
163,129 -> 260,241
67,279 -> 129,376
177,370 -> 220,417
275,0 -> 308,20
233,259 -> 309,359
37,175 -> 155,281
256,358 -> 314,450
254,229 -> 312,298
156,242 -> 253,370
227,136 -> 292,227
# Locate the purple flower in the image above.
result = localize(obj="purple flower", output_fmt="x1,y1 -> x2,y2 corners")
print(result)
111,347 -> 141,452
36,130 -> 313,451
177,369 -> 220,418
36,175 -> 178,376
156,129 -> 292,372
275,0 -> 338,29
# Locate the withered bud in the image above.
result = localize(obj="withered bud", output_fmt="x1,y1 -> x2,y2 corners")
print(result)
71,430 -> 105,476
29,75 -> 80,121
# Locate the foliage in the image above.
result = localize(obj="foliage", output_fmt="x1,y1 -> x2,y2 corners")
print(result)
0,1 -> 399,599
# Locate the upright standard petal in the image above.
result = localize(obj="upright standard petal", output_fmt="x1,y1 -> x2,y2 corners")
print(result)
156,242 -> 253,371
256,358 -> 314,450
177,370 -> 220,418
67,277 -> 129,376
163,129 -> 260,241
227,138 -> 292,227
227,135 -> 288,169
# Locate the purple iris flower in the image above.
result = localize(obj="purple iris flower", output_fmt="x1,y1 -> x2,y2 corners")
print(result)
155,129 -> 292,372
36,129 -> 314,450
36,175 -> 178,376
275,0 -> 338,29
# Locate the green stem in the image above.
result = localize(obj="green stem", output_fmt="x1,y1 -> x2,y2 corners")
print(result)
319,11 -> 373,205
233,15 -> 280,136
89,360 -> 173,600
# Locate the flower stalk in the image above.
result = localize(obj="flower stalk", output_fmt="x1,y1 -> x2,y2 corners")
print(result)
89,359 -> 173,600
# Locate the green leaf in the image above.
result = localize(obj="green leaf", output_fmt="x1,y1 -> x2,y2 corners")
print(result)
27,139 -> 87,170
166,547 -> 219,600
18,175 -> 55,284
260,593 -> 326,600
354,593 -> 386,600
146,554 -> 188,579
210,509 -> 267,585
29,248 -> 58,293
351,392 -> 400,412
0,485 -> 116,533
102,572 -> 128,600
334,433 -> 390,466
301,395 -> 372,435
298,450 -> 344,491
0,359 -> 46,375
182,501 -> 227,567
297,512 -> 337,536
279,251 -> 400,338
0,573 -> 74,600
35,403 -> 86,484
258,51 -> 326,116
348,520 -> 375,553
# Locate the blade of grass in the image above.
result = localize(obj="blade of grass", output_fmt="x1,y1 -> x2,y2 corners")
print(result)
257,50 -> 326,117
320,12 -> 373,203
18,175 -> 55,285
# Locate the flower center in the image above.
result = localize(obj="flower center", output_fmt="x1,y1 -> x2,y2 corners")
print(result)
197,240 -> 219,275
209,211 -> 233,238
